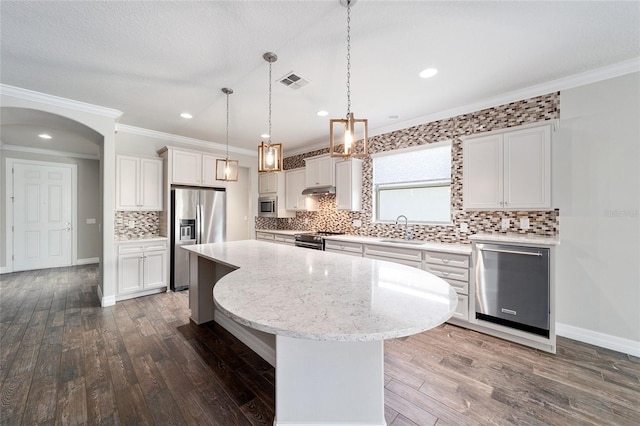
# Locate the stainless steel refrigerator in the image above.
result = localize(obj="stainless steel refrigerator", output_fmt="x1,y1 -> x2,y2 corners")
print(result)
170,187 -> 226,291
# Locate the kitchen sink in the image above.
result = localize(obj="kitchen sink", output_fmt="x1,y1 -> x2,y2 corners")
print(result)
378,239 -> 425,245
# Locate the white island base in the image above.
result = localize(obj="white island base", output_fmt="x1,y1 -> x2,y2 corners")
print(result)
275,336 -> 385,426
183,241 -> 457,426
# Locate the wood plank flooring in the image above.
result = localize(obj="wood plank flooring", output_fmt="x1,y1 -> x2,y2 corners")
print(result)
1,265 -> 638,425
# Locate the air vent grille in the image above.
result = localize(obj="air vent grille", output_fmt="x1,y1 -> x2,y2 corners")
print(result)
278,71 -> 310,90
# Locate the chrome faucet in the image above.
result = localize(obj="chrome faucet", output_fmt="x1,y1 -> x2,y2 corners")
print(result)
395,215 -> 411,240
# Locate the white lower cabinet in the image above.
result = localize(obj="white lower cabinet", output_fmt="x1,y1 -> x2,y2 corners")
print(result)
273,234 -> 296,246
363,244 -> 422,269
423,250 -> 470,321
116,240 -> 168,301
324,240 -> 363,257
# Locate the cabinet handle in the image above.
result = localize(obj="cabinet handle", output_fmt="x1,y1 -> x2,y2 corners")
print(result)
442,258 -> 450,264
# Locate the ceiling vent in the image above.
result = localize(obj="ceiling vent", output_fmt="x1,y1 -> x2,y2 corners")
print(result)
278,71 -> 310,90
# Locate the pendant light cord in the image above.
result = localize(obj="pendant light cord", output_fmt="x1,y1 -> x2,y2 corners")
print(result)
225,91 -> 230,159
268,58 -> 273,146
346,1 -> 351,118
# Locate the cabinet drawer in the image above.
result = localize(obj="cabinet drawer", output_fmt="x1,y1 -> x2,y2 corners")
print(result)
325,249 -> 362,258
444,278 -> 469,295
365,253 -> 421,269
143,244 -> 167,252
274,234 -> 295,245
364,245 -> 422,263
424,251 -> 469,268
256,232 -> 275,241
325,240 -> 363,255
452,294 -> 469,321
423,263 -> 469,282
118,245 -> 144,254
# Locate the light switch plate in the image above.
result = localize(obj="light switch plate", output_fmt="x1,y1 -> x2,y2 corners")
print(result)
128,220 -> 135,228
520,217 -> 530,230
352,219 -> 362,228
459,222 -> 468,232
501,218 -> 510,230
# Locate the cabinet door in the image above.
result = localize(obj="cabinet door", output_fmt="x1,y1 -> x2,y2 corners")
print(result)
503,126 -> 551,209
201,154 -> 220,187
143,250 -> 166,289
259,173 -> 278,194
172,150 -> 202,185
335,159 -> 362,211
285,170 -> 301,210
463,134 -> 503,209
139,158 -> 163,210
305,157 -> 335,188
116,155 -> 140,210
118,253 -> 143,294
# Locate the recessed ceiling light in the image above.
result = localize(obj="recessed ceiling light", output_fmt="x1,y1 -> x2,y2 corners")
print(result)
38,133 -> 52,139
261,133 -> 270,139
316,110 -> 328,117
419,68 -> 438,79
180,112 -> 193,119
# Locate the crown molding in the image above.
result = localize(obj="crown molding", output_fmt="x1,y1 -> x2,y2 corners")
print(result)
0,84 -> 123,120
370,58 -> 640,138
0,144 -> 100,160
116,123 -> 257,157
284,141 -> 330,157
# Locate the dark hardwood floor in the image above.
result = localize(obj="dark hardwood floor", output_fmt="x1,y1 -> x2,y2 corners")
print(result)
1,265 -> 638,425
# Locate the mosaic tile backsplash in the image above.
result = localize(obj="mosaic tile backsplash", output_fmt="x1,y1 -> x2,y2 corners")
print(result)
257,92 -> 560,244
115,211 -> 161,240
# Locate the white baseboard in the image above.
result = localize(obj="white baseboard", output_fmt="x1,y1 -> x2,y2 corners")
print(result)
97,286 -> 116,307
556,323 -> 640,357
214,312 -> 276,367
0,266 -> 11,274
76,257 -> 99,265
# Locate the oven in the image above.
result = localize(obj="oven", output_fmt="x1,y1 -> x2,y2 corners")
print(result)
294,231 -> 345,250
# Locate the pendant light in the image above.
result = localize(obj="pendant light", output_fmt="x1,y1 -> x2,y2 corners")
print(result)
258,52 -> 283,172
330,0 -> 368,159
216,88 -> 239,181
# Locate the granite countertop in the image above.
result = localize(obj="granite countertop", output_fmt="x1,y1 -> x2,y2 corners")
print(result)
183,240 -> 457,342
469,233 -> 560,246
323,235 -> 472,255
115,236 -> 168,243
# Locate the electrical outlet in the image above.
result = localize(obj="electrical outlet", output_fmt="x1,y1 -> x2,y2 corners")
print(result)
501,218 -> 510,230
128,220 -> 135,229
520,217 -> 530,230
459,222 -> 468,233
352,219 -> 362,228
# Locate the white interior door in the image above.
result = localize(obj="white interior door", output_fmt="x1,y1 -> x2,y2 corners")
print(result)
12,162 -> 73,271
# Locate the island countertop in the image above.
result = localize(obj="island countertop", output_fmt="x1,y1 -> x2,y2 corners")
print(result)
183,240 -> 457,342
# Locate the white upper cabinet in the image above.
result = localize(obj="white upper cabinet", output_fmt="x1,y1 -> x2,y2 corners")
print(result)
285,168 -> 318,211
463,123 -> 551,210
116,155 -> 163,211
160,147 -> 225,188
258,172 -> 279,194
305,155 -> 336,188
335,159 -> 362,211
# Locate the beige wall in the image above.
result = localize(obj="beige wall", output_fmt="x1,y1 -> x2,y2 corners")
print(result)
555,72 -> 640,346
0,150 -> 102,267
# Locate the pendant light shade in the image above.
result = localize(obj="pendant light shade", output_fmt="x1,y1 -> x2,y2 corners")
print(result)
216,87 -> 239,182
258,52 -> 283,172
329,0 -> 368,159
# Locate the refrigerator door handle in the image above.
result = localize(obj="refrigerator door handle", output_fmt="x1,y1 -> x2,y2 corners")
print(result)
195,203 -> 201,244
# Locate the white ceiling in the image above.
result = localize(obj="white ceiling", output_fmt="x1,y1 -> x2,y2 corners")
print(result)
1,1 -> 639,155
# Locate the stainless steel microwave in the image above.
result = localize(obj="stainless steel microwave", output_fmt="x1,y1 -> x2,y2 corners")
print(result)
258,196 -> 277,217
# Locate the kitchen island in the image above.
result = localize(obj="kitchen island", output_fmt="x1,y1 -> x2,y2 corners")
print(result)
183,240 -> 457,426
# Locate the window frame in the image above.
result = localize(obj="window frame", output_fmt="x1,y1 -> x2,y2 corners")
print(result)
371,141 -> 453,225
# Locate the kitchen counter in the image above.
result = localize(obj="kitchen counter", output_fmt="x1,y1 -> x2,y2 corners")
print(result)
182,240 -> 456,425
254,229 -> 307,236
470,233 -> 560,246
323,234 -> 472,254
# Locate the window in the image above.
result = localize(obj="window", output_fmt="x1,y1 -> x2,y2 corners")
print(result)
373,142 -> 452,223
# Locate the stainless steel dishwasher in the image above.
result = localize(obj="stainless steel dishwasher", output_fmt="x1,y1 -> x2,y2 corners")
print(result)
474,243 -> 550,337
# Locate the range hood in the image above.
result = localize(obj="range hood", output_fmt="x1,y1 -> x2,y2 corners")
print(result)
302,186 -> 336,196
